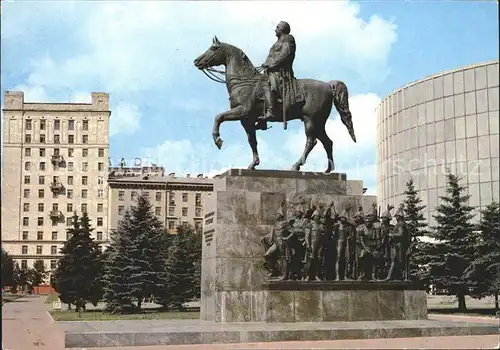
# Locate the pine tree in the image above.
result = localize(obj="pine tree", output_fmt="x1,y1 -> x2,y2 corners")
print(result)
129,194 -> 169,309
53,212 -> 103,311
1,249 -> 15,289
466,201 -> 500,309
29,260 -> 48,290
402,178 -> 431,285
186,224 -> 202,300
103,211 -> 141,314
425,172 -> 476,311
103,194 -> 169,313
163,224 -> 197,310
11,263 -> 21,293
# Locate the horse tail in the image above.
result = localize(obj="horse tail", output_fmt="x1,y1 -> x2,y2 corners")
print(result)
328,80 -> 357,143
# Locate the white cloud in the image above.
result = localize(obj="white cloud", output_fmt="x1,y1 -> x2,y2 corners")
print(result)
6,1 -> 397,98
12,84 -> 50,102
4,1 -> 397,191
110,104 -> 141,137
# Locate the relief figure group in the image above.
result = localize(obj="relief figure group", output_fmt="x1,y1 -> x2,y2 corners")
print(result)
261,199 -> 411,282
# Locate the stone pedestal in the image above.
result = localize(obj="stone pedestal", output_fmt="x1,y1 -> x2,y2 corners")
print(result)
200,169 -> 377,322
260,281 -> 428,322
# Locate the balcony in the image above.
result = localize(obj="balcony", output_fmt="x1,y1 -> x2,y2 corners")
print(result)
50,181 -> 64,193
49,210 -> 62,220
51,154 -> 64,165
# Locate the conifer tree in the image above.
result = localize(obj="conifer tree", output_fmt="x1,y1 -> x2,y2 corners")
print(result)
162,224 -> 196,310
402,178 -> 430,285
53,212 -> 103,311
103,194 -> 169,313
425,172 -> 476,311
1,249 -> 15,289
29,260 -> 48,290
465,201 -> 500,309
103,211 -> 139,313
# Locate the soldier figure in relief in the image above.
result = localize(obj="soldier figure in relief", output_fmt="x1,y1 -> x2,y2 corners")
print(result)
335,209 -> 354,281
351,206 -> 366,280
285,200 -> 309,280
358,207 -> 387,281
385,205 -> 411,281
257,21 -> 296,126
380,204 -> 394,278
305,208 -> 324,281
263,202 -> 291,280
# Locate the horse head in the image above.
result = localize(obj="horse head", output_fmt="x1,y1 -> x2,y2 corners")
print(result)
194,36 -> 227,70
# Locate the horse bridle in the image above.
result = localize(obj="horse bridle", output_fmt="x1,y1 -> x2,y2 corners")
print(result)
200,47 -> 265,85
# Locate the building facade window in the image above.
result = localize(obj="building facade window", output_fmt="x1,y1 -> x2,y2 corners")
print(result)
22,231 -> 28,240
118,206 -> 125,215
96,232 -> 103,241
155,207 -> 161,215
38,203 -> 44,212
23,203 -> 30,212
182,207 -> 188,216
36,245 -> 42,255
24,148 -> 31,157
23,217 -> 29,226
97,217 -> 103,226
51,246 -> 57,255
23,189 -> 30,198
119,191 -> 125,201
156,192 -> 162,201
97,203 -> 103,212
39,176 -> 45,185
52,231 -> 58,240
98,148 -> 104,157
37,231 -> 43,240
25,161 -> 31,171
68,135 -> 74,144
21,260 -> 28,269
182,193 -> 188,202
37,217 -> 44,226
68,120 -> 74,130
22,245 -> 28,254
50,260 -> 57,269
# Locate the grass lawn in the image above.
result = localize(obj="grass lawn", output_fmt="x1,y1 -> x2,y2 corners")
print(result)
2,293 -> 23,302
51,309 -> 200,321
45,293 -> 60,304
429,307 -> 499,318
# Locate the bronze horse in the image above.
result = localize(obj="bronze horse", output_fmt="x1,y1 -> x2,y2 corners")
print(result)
194,36 -> 357,173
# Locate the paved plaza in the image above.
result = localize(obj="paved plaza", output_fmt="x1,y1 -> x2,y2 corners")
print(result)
2,295 -> 499,350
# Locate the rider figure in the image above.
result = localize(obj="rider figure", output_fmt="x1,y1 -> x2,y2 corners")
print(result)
257,21 -> 296,127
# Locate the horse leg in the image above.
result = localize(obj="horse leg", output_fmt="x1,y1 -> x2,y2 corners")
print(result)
316,128 -> 335,173
242,120 -> 260,170
212,106 -> 245,149
291,119 -> 317,171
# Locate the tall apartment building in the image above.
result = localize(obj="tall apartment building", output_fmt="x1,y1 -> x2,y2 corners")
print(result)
1,91 -> 111,271
108,169 -> 214,234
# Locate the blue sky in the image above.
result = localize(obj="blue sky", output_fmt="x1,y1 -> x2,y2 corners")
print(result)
1,0 -> 498,194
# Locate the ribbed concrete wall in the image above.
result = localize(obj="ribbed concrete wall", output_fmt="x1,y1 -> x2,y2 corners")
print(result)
376,61 -> 499,225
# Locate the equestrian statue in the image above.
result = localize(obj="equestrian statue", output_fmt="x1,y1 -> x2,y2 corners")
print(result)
194,21 -> 357,173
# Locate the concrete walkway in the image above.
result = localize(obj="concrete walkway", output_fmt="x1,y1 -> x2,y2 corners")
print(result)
67,335 -> 500,349
2,295 -> 65,350
2,295 -> 499,350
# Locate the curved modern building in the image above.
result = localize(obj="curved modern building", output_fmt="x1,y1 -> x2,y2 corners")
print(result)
376,61 -> 499,225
